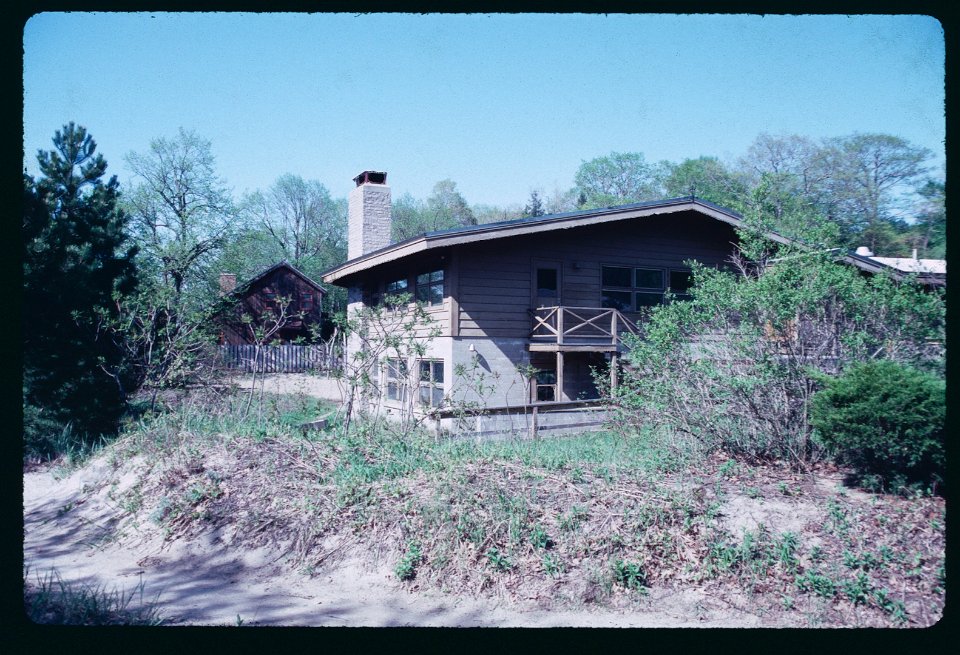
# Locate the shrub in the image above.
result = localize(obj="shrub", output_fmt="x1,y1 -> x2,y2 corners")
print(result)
608,218 -> 945,467
810,360 -> 945,491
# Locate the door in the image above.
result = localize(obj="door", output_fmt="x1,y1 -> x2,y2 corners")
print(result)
532,260 -> 562,309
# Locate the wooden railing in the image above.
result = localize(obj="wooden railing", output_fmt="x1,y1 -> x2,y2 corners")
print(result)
530,306 -> 639,347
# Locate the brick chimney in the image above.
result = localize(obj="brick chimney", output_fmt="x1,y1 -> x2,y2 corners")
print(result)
348,170 -> 391,260
219,273 -> 237,295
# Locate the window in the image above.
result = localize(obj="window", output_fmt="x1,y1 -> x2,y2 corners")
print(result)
416,269 -> 444,306
385,277 -> 410,307
534,369 -> 557,402
668,270 -> 693,301
600,266 -> 694,310
601,265 -> 665,311
536,268 -> 558,299
300,291 -> 314,312
418,359 -> 445,408
384,358 -> 408,402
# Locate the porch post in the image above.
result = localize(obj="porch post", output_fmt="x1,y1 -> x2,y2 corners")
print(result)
556,350 -> 565,402
610,353 -> 619,392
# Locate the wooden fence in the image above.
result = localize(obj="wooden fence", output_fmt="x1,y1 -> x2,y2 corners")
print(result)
216,344 -> 340,374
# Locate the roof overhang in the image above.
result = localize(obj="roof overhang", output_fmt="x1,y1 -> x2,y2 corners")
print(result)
322,197 -> 784,286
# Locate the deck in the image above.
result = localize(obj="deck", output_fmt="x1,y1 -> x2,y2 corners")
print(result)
529,306 -> 639,352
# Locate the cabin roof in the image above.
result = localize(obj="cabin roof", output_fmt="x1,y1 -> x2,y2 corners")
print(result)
233,260 -> 327,297
322,196 -> 788,285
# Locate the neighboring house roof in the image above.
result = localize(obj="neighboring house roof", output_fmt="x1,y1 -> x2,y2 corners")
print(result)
864,256 -> 946,276
840,252 -> 946,286
232,261 -> 328,297
322,196 -> 791,284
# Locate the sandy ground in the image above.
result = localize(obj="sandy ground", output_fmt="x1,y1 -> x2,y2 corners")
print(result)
23,458 -> 766,627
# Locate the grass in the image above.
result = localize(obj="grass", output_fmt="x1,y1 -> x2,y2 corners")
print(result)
24,568 -> 165,625
39,386 -> 945,627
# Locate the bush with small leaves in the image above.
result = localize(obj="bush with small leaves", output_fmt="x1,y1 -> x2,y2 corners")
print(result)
810,360 -> 945,492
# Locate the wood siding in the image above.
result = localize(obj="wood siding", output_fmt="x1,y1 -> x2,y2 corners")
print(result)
456,210 -> 737,338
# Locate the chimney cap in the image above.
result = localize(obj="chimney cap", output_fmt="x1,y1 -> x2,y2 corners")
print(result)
353,170 -> 387,187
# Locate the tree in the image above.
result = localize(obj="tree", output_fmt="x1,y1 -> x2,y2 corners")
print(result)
243,174 -> 347,273
573,151 -> 666,208
124,128 -> 236,302
391,181 -> 476,242
23,123 -> 138,455
898,179 -> 945,259
119,129 -> 237,394
813,133 -> 932,254
426,179 -> 476,228
523,189 -> 545,217
663,156 -> 749,212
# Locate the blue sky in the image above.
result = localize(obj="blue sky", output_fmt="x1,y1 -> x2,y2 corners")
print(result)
23,13 -> 945,208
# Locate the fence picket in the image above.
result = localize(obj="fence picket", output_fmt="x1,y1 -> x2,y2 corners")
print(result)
215,343 -> 341,374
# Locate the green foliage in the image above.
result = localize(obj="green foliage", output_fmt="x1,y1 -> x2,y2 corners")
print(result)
394,541 -> 423,581
25,569 -> 165,625
23,123 -> 139,457
611,559 -> 647,590
609,225 -> 945,466
810,360 -> 945,491
573,151 -> 667,208
663,156 -> 749,212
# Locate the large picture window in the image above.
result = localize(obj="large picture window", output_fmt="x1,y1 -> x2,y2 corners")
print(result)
418,359 -> 445,408
416,269 -> 444,306
600,265 -> 692,310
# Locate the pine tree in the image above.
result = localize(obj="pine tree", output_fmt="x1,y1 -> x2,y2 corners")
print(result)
23,123 -> 138,455
523,190 -> 545,217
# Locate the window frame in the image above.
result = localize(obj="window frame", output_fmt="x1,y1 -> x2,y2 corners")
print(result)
415,269 -> 445,307
417,359 -> 445,408
383,357 -> 409,403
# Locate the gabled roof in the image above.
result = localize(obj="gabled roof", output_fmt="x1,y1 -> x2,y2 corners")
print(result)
322,196 -> 788,285
233,260 -> 327,296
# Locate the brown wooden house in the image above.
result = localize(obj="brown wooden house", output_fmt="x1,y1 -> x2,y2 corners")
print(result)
322,172 -> 765,434
217,261 -> 326,345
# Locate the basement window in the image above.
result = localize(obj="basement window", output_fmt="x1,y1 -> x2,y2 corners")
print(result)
416,269 -> 444,306
384,358 -> 409,402
418,359 -> 445,408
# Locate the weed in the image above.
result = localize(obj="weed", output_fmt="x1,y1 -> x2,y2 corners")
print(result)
872,588 -> 908,623
485,547 -> 512,572
744,486 -> 763,500
541,553 -> 563,578
25,569 -> 165,625
611,559 -> 648,591
795,570 -> 837,599
529,523 -> 553,550
718,459 -> 738,478
560,505 -> 588,532
842,571 -> 872,605
394,541 -> 422,581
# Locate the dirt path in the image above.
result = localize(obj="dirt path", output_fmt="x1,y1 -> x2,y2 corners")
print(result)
23,462 -> 759,627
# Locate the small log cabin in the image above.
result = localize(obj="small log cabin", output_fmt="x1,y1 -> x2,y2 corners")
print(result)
323,171 -> 945,434
217,261 -> 326,345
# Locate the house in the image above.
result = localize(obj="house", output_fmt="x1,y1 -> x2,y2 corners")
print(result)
323,171 -> 946,435
844,246 -> 946,288
217,261 -> 326,346
322,171 -> 765,435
